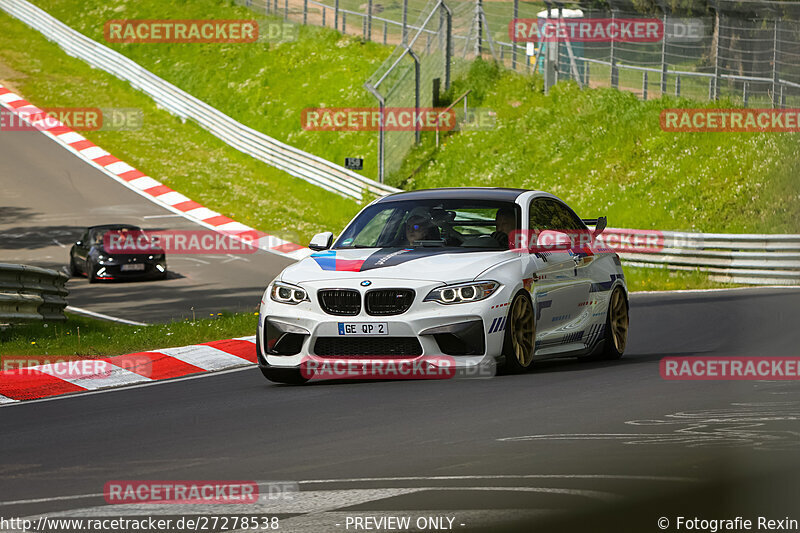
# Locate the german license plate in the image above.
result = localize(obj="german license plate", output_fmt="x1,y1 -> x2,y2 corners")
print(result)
337,322 -> 388,336
121,263 -> 145,271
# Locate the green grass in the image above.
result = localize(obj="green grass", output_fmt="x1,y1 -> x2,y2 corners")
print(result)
29,0 -> 392,180
0,312 -> 256,358
0,9 -> 365,245
397,59 -> 800,234
623,266 -> 742,292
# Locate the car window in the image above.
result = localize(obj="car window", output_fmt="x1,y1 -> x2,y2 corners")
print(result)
529,198 -> 585,232
334,199 -> 521,250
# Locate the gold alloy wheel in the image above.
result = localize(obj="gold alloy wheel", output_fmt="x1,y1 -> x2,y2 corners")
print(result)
610,288 -> 629,353
510,295 -> 535,367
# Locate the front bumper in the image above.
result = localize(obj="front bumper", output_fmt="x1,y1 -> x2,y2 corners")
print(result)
93,260 -> 166,280
257,279 -> 514,372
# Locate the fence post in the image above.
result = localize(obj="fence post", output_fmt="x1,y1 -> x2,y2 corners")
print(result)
512,0 -> 519,70
442,0 -> 452,91
364,83 -> 385,183
407,47 -> 422,144
610,9 -> 618,89
322,5 -> 326,26
642,71 -> 648,100
713,10 -> 721,100
402,0 -> 409,43
660,11 -> 668,95
343,11 -> 347,33
384,21 -> 388,44
303,0 -> 308,24
551,3 -> 564,83
367,0 -> 373,41
284,0 -> 289,21
475,0 -> 483,57
675,74 -> 680,97
335,0 -> 340,31
743,80 -> 749,107
772,19 -> 780,108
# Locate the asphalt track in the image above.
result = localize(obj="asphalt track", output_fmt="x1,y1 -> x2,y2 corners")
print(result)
0,128 -> 294,323
2,287 -> 799,532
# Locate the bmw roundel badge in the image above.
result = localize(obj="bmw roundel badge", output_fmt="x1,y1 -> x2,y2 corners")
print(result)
360,280 -> 372,286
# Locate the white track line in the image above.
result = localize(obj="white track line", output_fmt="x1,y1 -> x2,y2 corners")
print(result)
65,306 -> 150,326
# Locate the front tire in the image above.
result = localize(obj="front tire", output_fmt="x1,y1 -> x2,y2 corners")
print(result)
601,285 -> 629,360
87,261 -> 98,283
500,291 -> 536,374
69,256 -> 80,277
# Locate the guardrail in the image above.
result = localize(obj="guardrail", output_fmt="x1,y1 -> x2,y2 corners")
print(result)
604,229 -> 800,286
0,0 -> 401,201
0,264 -> 69,322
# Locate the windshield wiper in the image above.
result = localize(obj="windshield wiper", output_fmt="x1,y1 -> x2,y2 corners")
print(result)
411,240 -> 446,247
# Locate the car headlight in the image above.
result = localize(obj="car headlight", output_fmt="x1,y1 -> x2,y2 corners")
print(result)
270,281 -> 309,305
424,281 -> 500,304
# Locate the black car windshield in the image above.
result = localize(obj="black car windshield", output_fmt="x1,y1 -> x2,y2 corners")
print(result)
89,227 -> 144,249
333,199 -> 521,250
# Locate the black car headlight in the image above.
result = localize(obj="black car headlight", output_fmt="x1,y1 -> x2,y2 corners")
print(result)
270,281 -> 309,305
424,281 -> 500,305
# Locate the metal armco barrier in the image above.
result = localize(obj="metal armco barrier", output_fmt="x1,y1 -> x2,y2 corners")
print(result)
0,0 -> 401,201
0,264 -> 69,322
606,230 -> 800,285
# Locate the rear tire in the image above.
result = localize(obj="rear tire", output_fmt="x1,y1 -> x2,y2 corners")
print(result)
601,285 -> 628,360
500,291 -> 536,374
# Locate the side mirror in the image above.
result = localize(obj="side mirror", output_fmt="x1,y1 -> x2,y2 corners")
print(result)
593,216 -> 607,238
535,229 -> 573,252
75,240 -> 83,247
309,232 -> 334,251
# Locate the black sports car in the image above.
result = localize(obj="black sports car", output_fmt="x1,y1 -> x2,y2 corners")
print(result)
69,224 -> 167,283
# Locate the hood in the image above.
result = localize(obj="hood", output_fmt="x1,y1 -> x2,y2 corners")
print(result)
280,247 -> 518,284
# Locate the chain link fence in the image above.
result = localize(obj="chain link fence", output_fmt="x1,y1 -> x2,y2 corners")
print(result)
237,0 -> 800,181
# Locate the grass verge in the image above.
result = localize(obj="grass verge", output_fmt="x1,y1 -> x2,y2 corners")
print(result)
0,312 -> 256,358
0,9 -> 364,245
27,0 -> 391,179
398,60 -> 800,234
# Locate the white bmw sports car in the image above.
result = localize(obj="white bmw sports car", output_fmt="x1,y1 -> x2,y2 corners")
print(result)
257,188 -> 629,384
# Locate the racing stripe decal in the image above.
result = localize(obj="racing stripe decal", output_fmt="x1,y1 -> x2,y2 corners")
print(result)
310,250 -> 366,272
310,247 -> 494,272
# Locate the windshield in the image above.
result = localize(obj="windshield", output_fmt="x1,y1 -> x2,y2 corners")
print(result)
333,199 -> 521,250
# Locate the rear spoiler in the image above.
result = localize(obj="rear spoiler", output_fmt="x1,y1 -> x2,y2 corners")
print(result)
581,216 -> 607,236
